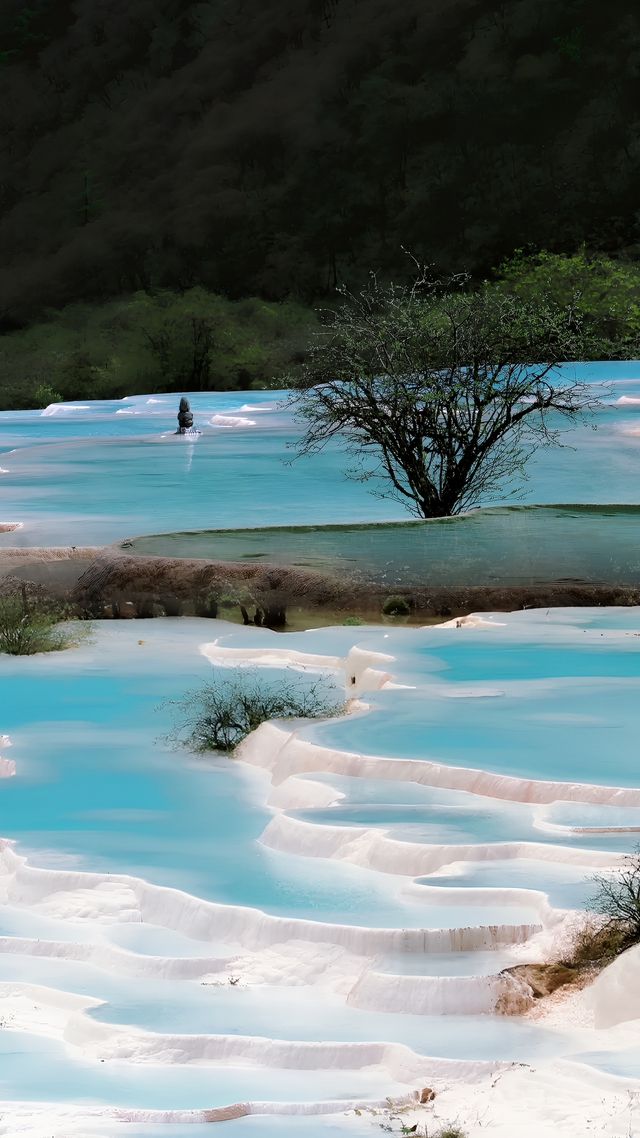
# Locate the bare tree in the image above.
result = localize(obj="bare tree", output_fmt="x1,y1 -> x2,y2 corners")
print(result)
591,852 -> 640,943
167,668 -> 345,753
291,272 -> 602,518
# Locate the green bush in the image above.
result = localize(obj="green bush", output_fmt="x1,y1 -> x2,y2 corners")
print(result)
0,595 -> 74,655
342,615 -> 365,625
0,289 -> 316,409
382,595 -> 411,616
168,668 -> 345,753
33,383 -> 62,408
493,249 -> 640,352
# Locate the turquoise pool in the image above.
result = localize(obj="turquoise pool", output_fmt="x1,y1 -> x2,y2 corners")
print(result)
2,367 -> 640,1133
1,362 -> 640,549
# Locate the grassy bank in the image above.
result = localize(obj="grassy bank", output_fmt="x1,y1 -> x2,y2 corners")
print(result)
4,547 -> 640,631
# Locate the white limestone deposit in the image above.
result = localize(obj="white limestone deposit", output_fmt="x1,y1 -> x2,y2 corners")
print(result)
3,611 -> 640,1137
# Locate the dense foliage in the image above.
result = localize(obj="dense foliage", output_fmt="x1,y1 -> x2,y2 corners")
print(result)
2,252 -> 639,410
495,250 -> 640,352
0,289 -> 314,408
0,0 -> 638,326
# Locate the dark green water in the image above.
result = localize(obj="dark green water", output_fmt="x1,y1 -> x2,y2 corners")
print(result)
127,504 -> 640,587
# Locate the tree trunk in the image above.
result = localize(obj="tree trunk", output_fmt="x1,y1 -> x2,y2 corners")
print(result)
263,604 -> 287,629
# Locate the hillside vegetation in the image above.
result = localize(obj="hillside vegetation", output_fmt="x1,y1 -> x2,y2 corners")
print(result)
2,251 -> 639,410
0,0 -> 638,326
0,289 -> 313,407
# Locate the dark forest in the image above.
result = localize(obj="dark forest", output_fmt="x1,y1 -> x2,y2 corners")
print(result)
1,0 -> 638,328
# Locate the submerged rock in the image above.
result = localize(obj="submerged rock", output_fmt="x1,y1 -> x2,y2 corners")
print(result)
177,396 -> 194,433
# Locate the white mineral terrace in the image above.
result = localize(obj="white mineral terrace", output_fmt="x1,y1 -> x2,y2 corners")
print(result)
2,611 -> 640,1137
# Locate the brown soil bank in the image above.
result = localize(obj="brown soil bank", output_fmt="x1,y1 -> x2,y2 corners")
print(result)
0,547 -> 99,594
68,549 -> 640,628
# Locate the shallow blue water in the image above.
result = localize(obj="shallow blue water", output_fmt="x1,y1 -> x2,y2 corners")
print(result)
2,617 -> 604,1125
0,1031 -> 403,1109
303,622 -> 640,787
0,391 -> 392,545
416,860 -> 594,911
346,682 -> 632,782
87,974 -> 573,1057
0,621 -> 541,929
571,1050 -> 640,1081
128,504 -> 640,588
0,950 -> 578,1063
307,684 -> 640,785
2,363 -> 640,546
294,796 -> 640,855
2,370 -> 640,1128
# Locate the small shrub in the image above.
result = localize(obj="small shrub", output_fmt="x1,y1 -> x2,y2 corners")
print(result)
590,854 -> 640,940
168,667 -> 346,753
343,615 -> 365,625
379,1119 -> 466,1138
382,595 -> 411,616
33,382 -> 62,408
217,584 -> 257,626
564,851 -> 640,971
563,917 -> 633,971
0,595 -> 74,655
